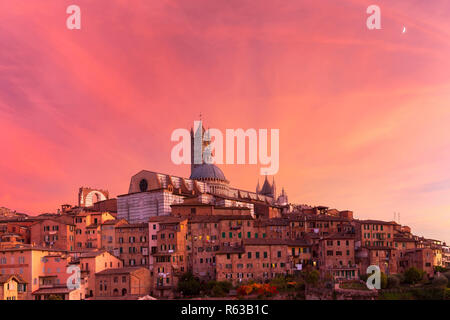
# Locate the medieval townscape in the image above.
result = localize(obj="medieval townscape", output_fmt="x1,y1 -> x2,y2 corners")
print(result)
1,123 -> 449,300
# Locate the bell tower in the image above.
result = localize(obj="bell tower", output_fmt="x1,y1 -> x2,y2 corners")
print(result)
190,117 -> 211,176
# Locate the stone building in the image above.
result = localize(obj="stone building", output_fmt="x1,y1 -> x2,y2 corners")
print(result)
0,275 -> 27,300
95,267 -> 150,299
318,233 -> 359,280
215,239 -> 291,285
114,222 -> 149,268
30,217 -> 75,251
152,217 -> 188,298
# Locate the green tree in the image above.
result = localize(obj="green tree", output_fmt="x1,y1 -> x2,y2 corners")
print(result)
404,267 -> 424,284
305,270 -> 320,287
387,275 -> 400,289
271,275 -> 289,291
177,272 -> 201,296
434,266 -> 447,273
210,281 -> 232,297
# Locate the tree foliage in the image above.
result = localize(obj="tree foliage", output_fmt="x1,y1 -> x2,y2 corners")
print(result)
177,272 -> 201,296
304,270 -> 320,286
404,267 -> 425,284
387,275 -> 400,289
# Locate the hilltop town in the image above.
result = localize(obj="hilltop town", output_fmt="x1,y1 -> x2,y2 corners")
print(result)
0,126 -> 449,300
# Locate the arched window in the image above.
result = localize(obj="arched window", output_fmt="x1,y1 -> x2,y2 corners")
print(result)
139,179 -> 148,192
122,288 -> 127,296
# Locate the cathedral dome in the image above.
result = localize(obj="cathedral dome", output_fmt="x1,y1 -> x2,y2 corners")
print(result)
190,164 -> 228,183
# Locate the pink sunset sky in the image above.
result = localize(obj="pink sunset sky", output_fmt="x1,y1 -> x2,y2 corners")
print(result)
0,0 -> 449,243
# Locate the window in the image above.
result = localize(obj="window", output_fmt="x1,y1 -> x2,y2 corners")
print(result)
139,179 -> 148,192
277,251 -> 281,258
248,252 -> 252,259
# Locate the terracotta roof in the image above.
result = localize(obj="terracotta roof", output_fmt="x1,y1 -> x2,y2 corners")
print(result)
31,216 -> 75,226
394,236 -> 417,242
0,244 -> 67,253
102,219 -> 118,225
79,250 -> 108,258
287,213 -> 349,222
323,233 -> 356,240
286,239 -> 312,247
188,215 -> 254,223
32,285 -> 74,294
244,239 -> 290,246
216,246 -> 245,254
95,267 -> 145,275
357,219 -> 396,225
116,222 -> 148,229
254,218 -> 288,227
148,216 -> 176,223
0,274 -> 27,284
361,246 -> 395,250
148,216 -> 187,224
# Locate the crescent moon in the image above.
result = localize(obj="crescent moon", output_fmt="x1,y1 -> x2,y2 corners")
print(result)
402,26 -> 406,33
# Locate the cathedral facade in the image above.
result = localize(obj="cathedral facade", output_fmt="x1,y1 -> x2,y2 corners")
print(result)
117,120 -> 288,223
